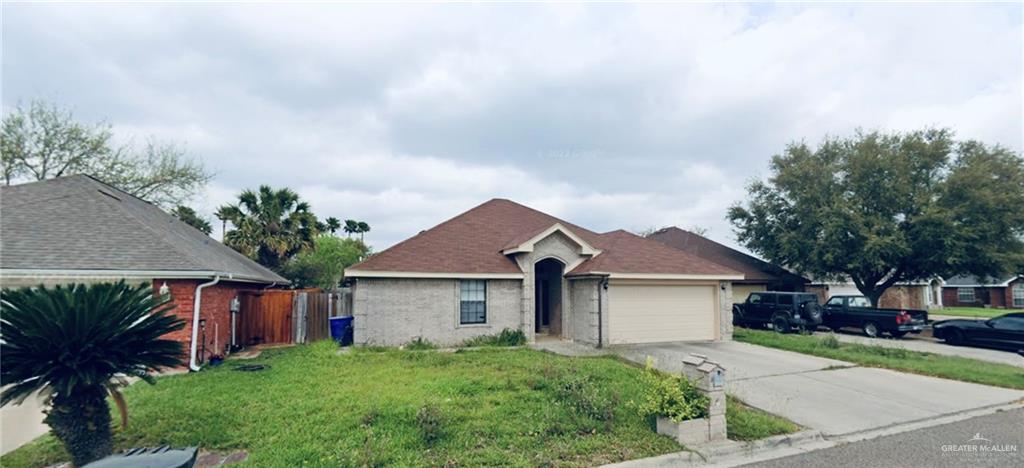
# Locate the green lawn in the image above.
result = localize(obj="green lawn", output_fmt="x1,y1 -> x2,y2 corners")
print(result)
734,328 -> 1024,390
2,342 -> 796,467
725,396 -> 800,441
938,307 -> 1014,318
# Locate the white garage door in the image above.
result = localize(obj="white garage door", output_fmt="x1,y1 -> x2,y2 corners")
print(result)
609,284 -> 716,344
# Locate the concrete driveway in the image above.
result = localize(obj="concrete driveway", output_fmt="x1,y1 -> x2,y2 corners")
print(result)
614,341 -> 1024,436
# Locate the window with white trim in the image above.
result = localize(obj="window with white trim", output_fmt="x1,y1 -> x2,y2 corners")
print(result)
459,280 -> 487,324
1013,284 -> 1024,308
957,288 -> 975,303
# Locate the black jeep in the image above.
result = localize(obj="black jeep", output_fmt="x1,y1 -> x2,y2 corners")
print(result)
733,291 -> 823,333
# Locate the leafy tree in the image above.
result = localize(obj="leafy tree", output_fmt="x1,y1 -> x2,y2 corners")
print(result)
281,236 -> 372,289
325,217 -> 341,235
0,100 -> 211,207
171,205 -> 213,235
0,281 -> 185,466
356,221 -> 371,241
218,186 -> 320,270
729,129 -> 1024,306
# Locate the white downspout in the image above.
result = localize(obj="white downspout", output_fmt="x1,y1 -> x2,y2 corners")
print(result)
189,275 -> 222,371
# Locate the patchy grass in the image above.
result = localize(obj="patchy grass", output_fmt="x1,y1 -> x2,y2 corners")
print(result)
3,342 -> 685,467
734,328 -> 1024,390
938,307 -> 1012,318
726,396 -> 800,441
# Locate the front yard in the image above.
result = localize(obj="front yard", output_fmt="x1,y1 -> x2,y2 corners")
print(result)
938,307 -> 1014,318
2,342 -> 795,467
734,328 -> 1024,390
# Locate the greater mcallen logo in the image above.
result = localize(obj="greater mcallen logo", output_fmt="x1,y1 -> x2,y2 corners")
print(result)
941,433 -> 1017,454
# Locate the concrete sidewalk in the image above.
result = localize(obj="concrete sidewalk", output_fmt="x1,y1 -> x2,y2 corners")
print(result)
823,331 -> 1024,367
613,341 -> 1024,437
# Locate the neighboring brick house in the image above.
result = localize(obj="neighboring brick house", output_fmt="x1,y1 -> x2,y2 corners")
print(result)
942,275 -> 1024,309
646,227 -> 808,302
805,278 -> 944,310
345,199 -> 743,347
0,175 -> 286,371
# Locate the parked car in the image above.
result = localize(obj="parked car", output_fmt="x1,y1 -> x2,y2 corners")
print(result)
733,292 -> 823,333
932,312 -> 1024,351
822,295 -> 928,338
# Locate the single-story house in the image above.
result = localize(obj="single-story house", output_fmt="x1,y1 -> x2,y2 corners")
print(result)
646,227 -> 808,302
344,199 -> 743,347
805,278 -> 944,310
0,175 -> 287,371
942,274 -> 1024,309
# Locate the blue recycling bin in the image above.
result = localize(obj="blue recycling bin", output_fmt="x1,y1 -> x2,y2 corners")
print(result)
329,316 -> 354,346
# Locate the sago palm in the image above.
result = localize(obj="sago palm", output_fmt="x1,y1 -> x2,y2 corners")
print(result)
0,281 -> 185,466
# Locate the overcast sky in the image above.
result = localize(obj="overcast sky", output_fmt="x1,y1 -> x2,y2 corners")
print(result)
3,2 -> 1022,251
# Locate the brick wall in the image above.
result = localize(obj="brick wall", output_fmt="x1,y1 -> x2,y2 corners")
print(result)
154,279 -> 263,362
943,286 -> 1014,308
879,286 -> 925,310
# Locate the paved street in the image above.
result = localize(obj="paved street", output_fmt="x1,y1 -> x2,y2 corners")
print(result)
819,330 -> 1024,367
741,408 -> 1024,468
615,341 -> 1024,436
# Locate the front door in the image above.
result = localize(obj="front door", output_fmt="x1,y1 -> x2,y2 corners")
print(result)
534,258 -> 564,336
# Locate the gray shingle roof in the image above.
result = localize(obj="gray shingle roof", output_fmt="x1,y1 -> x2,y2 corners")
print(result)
944,274 -> 1020,287
1,175 -> 285,284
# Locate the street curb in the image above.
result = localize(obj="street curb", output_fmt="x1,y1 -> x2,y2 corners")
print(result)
604,401 -> 1024,467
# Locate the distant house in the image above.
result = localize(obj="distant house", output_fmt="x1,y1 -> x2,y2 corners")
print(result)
805,278 -> 944,310
646,227 -> 808,302
0,175 -> 287,370
345,199 -> 743,347
942,274 -> 1024,309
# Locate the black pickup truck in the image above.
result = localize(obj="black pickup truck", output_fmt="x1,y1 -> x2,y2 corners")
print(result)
822,295 -> 928,338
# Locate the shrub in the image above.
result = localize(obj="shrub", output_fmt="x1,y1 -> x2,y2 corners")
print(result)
631,358 -> 709,423
416,404 -> 445,445
461,328 -> 527,347
0,281 -> 186,466
405,337 -> 436,350
819,333 -> 841,349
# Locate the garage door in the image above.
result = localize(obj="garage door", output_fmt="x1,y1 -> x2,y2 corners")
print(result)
608,284 -> 716,344
732,284 -> 767,303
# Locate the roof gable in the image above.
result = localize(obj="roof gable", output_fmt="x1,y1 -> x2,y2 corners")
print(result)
501,223 -> 602,256
0,175 -> 285,283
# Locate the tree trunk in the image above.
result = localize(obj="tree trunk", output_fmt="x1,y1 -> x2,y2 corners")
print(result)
44,385 -> 114,466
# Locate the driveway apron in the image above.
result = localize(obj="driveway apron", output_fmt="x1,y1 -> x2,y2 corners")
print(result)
614,341 -> 1024,436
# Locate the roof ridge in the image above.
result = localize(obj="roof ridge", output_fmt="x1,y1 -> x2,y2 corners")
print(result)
349,199 -> 512,270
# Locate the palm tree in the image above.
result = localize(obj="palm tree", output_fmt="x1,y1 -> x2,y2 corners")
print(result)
217,186 -> 319,270
325,217 -> 341,235
214,205 -> 233,241
357,221 -> 370,241
0,281 -> 185,466
344,219 -> 359,238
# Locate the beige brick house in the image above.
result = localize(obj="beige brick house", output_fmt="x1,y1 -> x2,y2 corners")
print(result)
345,199 -> 743,347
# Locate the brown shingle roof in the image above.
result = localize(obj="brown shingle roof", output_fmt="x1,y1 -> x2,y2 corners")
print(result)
348,199 -> 741,277
646,227 -> 807,285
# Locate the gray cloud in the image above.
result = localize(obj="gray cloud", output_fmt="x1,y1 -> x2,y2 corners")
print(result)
3,2 -> 1021,251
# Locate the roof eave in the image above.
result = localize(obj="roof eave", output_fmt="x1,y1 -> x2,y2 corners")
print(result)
0,268 -> 284,284
344,269 -> 525,279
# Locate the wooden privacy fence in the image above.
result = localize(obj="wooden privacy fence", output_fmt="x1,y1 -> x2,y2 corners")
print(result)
239,288 -> 352,346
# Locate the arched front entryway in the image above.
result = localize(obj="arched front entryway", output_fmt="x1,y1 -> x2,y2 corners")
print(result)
534,258 -> 565,337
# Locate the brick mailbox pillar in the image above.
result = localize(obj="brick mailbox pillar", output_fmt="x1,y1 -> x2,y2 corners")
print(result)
678,353 -> 727,444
